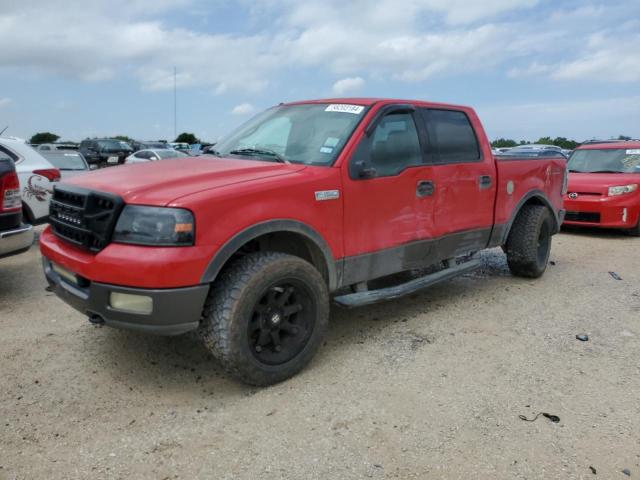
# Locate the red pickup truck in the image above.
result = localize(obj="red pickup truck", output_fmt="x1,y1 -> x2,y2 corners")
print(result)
41,98 -> 567,385
564,141 -> 640,235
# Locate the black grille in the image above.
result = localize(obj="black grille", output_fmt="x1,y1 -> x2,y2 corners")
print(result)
565,211 -> 601,223
49,185 -> 124,252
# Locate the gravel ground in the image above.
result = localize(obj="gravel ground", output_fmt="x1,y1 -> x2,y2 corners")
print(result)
1,228 -> 639,479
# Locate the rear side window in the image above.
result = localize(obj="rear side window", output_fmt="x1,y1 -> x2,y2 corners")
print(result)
420,109 -> 480,164
0,145 -> 18,163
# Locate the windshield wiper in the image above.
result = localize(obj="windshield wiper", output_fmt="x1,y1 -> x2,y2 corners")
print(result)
568,169 -> 583,173
228,148 -> 290,164
589,170 -> 624,173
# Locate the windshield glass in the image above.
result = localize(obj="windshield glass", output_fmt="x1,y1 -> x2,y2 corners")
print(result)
156,150 -> 188,159
41,152 -> 87,170
215,103 -> 367,165
568,148 -> 640,173
98,140 -> 131,152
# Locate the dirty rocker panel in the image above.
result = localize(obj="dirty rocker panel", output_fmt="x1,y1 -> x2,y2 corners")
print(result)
339,226 -> 494,287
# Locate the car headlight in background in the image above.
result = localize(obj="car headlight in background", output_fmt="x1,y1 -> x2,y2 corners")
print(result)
113,205 -> 195,246
608,184 -> 638,197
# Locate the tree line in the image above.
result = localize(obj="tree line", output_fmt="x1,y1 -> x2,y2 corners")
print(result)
491,135 -> 633,150
27,131 -> 635,149
28,132 -> 201,145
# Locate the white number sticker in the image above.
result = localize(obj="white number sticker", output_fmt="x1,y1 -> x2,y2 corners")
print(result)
625,149 -> 640,155
325,104 -> 364,114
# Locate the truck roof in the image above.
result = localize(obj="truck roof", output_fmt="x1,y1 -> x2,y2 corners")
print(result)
578,141 -> 640,150
283,97 -> 473,111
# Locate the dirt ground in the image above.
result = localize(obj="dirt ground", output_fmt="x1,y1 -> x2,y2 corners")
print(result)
1,227 -> 639,479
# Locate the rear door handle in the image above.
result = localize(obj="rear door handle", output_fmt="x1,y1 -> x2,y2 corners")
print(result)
478,175 -> 492,190
416,180 -> 435,197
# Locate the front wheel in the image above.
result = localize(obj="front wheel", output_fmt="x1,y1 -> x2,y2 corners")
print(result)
505,205 -> 553,278
199,252 -> 329,386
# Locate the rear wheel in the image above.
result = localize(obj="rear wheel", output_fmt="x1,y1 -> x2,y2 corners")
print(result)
199,252 -> 329,386
505,205 -> 553,278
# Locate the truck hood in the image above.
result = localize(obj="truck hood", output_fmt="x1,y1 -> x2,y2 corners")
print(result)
568,172 -> 640,195
64,156 -> 306,205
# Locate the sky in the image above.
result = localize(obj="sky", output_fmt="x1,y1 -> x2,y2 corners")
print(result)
0,0 -> 639,143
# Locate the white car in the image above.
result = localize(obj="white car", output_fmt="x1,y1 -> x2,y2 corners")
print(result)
169,142 -> 190,151
125,149 -> 189,164
0,137 -> 60,224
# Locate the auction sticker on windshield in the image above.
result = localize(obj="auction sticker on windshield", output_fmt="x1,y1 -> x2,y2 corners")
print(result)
626,149 -> 640,155
325,104 -> 364,114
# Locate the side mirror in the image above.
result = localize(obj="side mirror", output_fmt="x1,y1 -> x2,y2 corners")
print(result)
354,160 -> 377,179
89,164 -> 99,170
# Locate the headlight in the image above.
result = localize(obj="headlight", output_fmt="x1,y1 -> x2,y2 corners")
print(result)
113,206 -> 195,246
608,184 -> 638,196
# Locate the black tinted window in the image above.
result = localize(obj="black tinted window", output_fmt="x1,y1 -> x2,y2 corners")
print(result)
421,109 -> 480,164
367,113 -> 422,177
0,146 -> 18,162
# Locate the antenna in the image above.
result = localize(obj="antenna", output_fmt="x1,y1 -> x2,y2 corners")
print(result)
173,66 -> 177,141
0,126 -> 7,136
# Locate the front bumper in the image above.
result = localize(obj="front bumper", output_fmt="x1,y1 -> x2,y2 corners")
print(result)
43,257 -> 209,336
0,224 -> 34,259
563,194 -> 640,229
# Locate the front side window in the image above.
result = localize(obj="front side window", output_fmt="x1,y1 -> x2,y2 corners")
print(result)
421,109 -> 480,164
367,113 -> 423,177
215,103 -> 367,165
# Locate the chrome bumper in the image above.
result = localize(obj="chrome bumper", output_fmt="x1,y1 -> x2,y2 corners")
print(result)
0,224 -> 34,259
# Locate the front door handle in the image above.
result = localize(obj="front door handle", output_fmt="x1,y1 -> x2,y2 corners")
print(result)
416,180 -> 435,197
478,175 -> 492,190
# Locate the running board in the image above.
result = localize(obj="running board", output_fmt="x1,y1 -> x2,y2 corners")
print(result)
333,258 -> 481,308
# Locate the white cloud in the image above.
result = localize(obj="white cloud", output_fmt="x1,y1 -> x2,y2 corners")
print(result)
0,98 -> 11,108
331,77 -> 364,95
0,0 -> 637,95
231,103 -> 256,115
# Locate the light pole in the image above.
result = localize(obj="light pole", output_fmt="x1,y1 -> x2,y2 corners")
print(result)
173,66 -> 177,141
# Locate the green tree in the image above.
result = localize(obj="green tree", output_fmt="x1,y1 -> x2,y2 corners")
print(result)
491,138 -> 518,148
174,132 -> 198,144
30,132 -> 59,144
618,135 -> 632,140
113,135 -> 133,143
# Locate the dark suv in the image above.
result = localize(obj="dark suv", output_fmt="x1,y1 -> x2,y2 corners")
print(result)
79,139 -> 133,167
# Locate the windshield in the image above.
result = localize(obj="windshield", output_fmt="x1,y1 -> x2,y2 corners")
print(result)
98,140 -> 132,152
215,103 -> 367,165
568,148 -> 640,173
143,142 -> 169,149
156,150 -> 188,159
41,152 -> 87,170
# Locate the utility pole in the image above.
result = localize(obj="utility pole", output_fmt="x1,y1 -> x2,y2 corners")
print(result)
173,66 -> 177,141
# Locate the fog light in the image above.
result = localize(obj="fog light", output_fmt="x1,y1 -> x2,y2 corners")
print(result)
109,292 -> 153,314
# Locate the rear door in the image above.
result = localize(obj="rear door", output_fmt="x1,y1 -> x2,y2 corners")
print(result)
341,105 -> 436,284
417,108 -> 496,249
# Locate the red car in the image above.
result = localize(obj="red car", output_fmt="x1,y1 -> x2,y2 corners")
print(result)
40,98 -> 566,385
564,141 -> 640,235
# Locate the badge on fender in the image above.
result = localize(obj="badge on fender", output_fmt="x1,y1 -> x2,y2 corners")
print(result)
315,190 -> 340,201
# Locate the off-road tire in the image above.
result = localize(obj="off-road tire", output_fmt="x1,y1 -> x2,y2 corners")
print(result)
505,205 -> 553,278
199,252 -> 329,386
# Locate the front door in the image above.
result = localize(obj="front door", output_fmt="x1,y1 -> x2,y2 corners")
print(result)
341,107 -> 436,284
